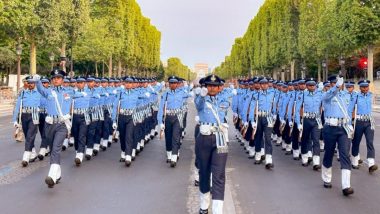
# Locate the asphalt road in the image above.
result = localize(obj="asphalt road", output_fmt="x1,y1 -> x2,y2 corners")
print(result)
1,107 -> 380,214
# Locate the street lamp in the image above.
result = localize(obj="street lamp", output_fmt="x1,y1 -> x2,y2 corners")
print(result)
49,52 -> 55,70
16,44 -> 22,93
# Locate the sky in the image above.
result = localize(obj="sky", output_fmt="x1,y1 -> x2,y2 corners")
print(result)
136,0 -> 265,70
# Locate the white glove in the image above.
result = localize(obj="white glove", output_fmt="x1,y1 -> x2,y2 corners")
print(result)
145,92 -> 150,98
96,94 -> 101,99
160,123 -> 165,130
105,93 -> 109,97
13,121 -> 19,128
272,114 -> 277,121
243,122 -> 249,128
113,90 -> 117,94
161,81 -> 165,86
82,92 -> 87,97
251,121 -> 257,128
289,121 -> 293,128
233,113 -> 238,118
336,77 -> 344,87
280,119 -> 286,125
33,74 -> 41,81
318,82 -> 324,90
229,84 -> 234,89
298,124 -> 303,131
112,123 -> 117,129
232,89 -> 237,95
120,85 -> 125,89
194,87 -> 201,95
200,87 -> 208,97
190,83 -> 194,89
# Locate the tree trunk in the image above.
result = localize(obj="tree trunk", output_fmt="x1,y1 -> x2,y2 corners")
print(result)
95,61 -> 98,77
108,55 -> 113,77
368,44 -> 374,92
29,41 -> 37,75
102,61 -> 105,77
281,68 -> 285,81
118,61 -> 122,77
60,43 -> 66,72
317,61 -> 321,82
290,60 -> 295,80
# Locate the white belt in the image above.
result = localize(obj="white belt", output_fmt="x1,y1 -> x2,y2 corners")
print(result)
356,115 -> 371,121
325,118 -> 347,126
257,111 -> 269,117
22,107 -> 38,113
73,108 -> 88,115
304,112 -> 318,119
46,114 -> 70,124
120,109 -> 134,115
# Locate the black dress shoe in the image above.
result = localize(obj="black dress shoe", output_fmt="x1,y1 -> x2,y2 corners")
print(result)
125,161 -> 131,167
62,146 -> 67,151
313,165 -> 321,171
293,157 -> 300,161
85,155 -> 92,160
38,155 -> 44,161
69,143 -> 74,147
282,148 -> 286,151
352,165 -> 360,170
140,147 -> 144,152
21,161 -> 28,167
261,156 -> 265,161
150,135 -> 154,140
100,146 -> 106,151
93,150 -> 98,156
75,158 -> 81,166
359,159 -> 363,164
302,163 -> 309,167
132,156 -> 136,161
323,182 -> 332,188
308,157 -> 312,163
199,208 -> 208,214
194,180 -> 199,186
369,165 -> 378,173
254,160 -> 261,165
170,161 -> 176,168
285,151 -> 292,155
265,163 -> 273,169
342,187 -> 354,196
248,156 -> 255,159
119,158 -> 125,162
320,149 -> 325,152
108,142 -> 112,147
275,143 -> 281,147
45,177 -> 55,188
166,159 -> 170,163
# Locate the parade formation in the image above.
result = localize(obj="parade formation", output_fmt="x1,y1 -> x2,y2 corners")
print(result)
11,69 -> 377,213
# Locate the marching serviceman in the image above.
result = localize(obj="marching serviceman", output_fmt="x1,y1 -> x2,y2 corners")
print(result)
71,76 -> 90,166
34,69 -> 86,188
12,76 -> 41,167
249,77 -> 276,168
295,78 -> 323,170
37,76 -> 50,160
157,76 -> 191,167
195,74 -> 230,214
321,75 -> 354,196
349,80 -> 378,173
112,76 -> 147,166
